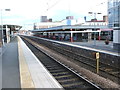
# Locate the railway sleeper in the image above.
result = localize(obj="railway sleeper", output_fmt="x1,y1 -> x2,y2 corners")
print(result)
58,78 -> 79,83
55,75 -> 75,80
52,73 -> 71,77
54,74 -> 73,79
62,82 -> 90,88
60,80 -> 85,85
49,69 -> 67,73
51,71 -> 70,75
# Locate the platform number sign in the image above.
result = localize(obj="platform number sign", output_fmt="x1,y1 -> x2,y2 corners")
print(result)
96,52 -> 99,59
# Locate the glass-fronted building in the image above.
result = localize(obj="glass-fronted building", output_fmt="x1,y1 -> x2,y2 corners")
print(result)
108,0 -> 120,28
108,0 -> 120,51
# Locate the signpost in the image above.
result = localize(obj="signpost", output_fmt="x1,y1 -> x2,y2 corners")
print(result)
96,52 -> 100,74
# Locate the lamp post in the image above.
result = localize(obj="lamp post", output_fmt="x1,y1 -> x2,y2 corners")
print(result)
0,9 -> 10,46
88,12 -> 101,45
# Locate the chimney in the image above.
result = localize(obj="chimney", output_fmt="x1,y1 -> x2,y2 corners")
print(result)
103,15 -> 108,22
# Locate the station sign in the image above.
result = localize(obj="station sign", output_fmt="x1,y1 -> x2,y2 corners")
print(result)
96,52 -> 100,59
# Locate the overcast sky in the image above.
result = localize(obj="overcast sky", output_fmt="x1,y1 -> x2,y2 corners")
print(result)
0,0 -> 108,29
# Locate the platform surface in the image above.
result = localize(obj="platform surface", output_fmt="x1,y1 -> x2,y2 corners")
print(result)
18,36 -> 63,88
2,37 -> 21,88
66,40 -> 119,56
1,36 -> 63,89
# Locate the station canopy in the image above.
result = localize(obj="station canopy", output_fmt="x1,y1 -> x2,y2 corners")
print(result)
0,24 -> 22,31
32,25 -> 108,33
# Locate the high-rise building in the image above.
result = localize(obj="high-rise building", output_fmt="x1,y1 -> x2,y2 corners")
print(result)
108,0 -> 120,28
108,0 -> 120,50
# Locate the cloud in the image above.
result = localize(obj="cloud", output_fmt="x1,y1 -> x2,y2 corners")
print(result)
0,0 -> 108,30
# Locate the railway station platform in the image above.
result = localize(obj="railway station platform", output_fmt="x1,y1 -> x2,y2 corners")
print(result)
66,40 -> 119,56
33,36 -> 119,56
32,35 -> 119,56
1,36 -> 63,89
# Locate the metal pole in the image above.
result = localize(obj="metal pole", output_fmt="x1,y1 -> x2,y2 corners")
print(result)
96,52 -> 100,74
98,31 -> 101,40
96,58 -> 99,74
94,13 -> 96,45
0,9 -> 4,46
70,29 -> 73,42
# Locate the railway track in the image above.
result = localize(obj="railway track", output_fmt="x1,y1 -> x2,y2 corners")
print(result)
25,36 -> 120,82
51,44 -> 120,78
48,43 -> 120,84
22,37 -> 101,89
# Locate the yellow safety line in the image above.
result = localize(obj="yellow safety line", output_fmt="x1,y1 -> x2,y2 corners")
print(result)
18,36 -> 35,89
